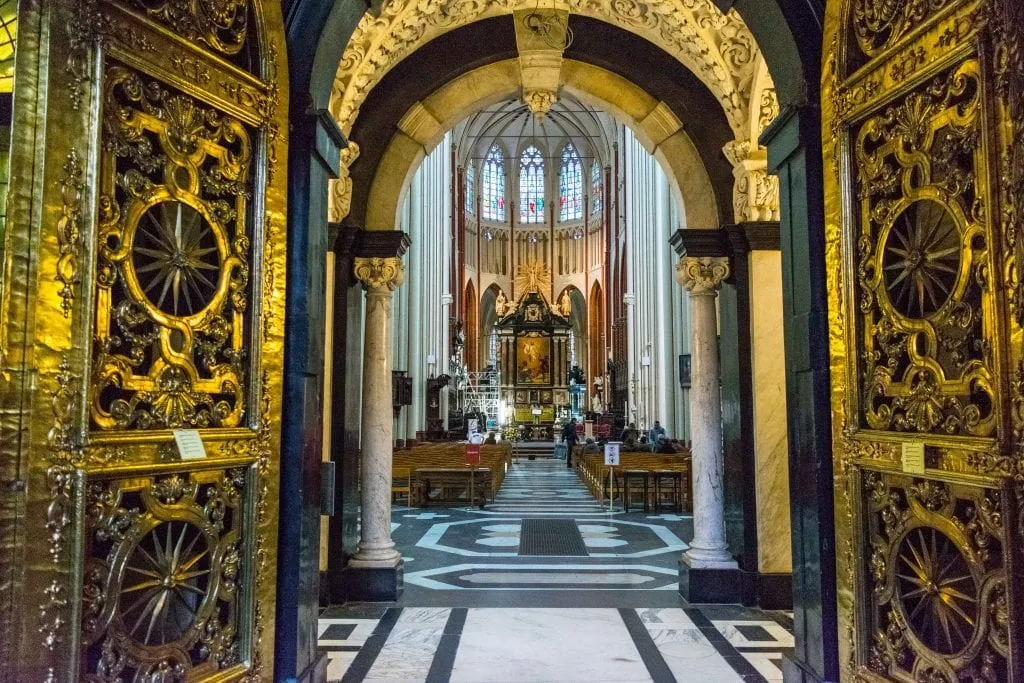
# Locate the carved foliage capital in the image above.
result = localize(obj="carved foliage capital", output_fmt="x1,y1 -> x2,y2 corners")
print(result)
354,257 -> 405,292
676,256 -> 730,295
524,89 -> 557,118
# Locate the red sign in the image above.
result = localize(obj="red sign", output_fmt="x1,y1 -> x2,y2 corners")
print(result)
465,444 -> 481,466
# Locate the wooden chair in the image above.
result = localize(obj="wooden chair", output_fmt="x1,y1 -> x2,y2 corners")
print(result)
392,467 -> 412,506
623,469 -> 651,512
652,470 -> 684,512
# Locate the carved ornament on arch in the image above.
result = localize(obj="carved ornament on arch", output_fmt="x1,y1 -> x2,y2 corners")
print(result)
329,0 -> 766,139
722,140 -> 780,223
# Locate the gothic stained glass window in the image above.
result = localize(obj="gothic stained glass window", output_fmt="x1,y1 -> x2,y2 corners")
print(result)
482,145 -> 505,221
559,144 -> 583,221
590,161 -> 602,216
519,145 -> 545,224
465,159 -> 476,215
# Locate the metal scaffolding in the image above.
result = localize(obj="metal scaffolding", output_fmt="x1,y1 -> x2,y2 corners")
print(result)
464,369 -> 502,429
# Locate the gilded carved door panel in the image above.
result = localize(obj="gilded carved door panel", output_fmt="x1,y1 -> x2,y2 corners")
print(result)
0,0 -> 287,678
823,0 -> 1024,679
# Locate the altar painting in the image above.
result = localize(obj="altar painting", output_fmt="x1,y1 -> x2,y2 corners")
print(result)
516,336 -> 551,384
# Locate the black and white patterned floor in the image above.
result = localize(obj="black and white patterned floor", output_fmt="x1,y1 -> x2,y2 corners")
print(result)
321,457 -> 794,682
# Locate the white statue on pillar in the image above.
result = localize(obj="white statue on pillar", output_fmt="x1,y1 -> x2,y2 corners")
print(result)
559,291 -> 571,317
496,290 -> 507,317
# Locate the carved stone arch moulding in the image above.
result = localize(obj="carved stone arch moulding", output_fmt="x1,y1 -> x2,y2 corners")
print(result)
329,0 -> 768,140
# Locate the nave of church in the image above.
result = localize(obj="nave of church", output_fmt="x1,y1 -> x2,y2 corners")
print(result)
1,0 -> 1023,681
318,458 -> 794,682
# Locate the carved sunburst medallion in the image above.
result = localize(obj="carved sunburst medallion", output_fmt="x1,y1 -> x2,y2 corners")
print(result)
131,201 -> 222,318
895,526 -> 978,655
118,520 -> 212,646
882,199 -> 961,319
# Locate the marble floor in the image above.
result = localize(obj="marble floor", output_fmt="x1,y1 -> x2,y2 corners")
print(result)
322,456 -> 793,682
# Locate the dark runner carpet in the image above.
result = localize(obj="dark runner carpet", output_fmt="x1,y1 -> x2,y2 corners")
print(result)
518,518 -> 589,556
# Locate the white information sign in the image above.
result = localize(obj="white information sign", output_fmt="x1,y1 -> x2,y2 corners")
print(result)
173,429 -> 207,460
604,441 -> 621,466
901,442 -> 925,474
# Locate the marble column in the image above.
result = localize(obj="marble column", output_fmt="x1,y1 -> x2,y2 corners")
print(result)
676,256 -> 737,574
350,256 -> 404,595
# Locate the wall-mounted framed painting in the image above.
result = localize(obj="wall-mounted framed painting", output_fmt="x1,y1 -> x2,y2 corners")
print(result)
516,334 -> 551,385
515,390 -> 528,404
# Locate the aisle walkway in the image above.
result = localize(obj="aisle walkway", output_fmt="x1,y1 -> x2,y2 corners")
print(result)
321,454 -> 793,682
487,457 -> 605,515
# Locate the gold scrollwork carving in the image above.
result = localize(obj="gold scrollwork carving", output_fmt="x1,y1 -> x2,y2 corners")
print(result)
860,472 -> 1011,680
675,256 -> 730,295
66,0 -> 103,110
851,59 -> 995,436
80,467 -> 249,679
126,0 -> 250,57
56,150 -> 84,318
850,0 -> 958,64
39,359 -> 83,661
91,64 -> 255,431
354,256 -> 406,292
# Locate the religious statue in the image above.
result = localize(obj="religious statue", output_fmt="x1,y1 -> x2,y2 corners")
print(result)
496,290 -> 507,317
559,291 -> 571,317
452,319 -> 465,351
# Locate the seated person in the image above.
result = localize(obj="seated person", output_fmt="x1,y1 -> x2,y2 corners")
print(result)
648,420 -> 667,444
619,422 -> 637,443
655,435 -> 677,453
484,432 -> 498,444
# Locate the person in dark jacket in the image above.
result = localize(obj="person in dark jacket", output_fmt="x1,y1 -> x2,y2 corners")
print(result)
562,418 -> 579,468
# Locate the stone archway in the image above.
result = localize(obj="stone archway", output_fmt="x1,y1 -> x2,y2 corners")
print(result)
283,0 -> 834,679
358,59 -> 719,234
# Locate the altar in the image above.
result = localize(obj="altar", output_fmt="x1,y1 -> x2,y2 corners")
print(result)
494,263 -> 572,426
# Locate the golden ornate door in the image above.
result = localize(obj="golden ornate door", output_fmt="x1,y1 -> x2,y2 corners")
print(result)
823,0 -> 1024,679
0,0 -> 287,678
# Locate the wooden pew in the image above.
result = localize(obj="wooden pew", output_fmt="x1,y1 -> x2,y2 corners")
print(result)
391,443 -> 513,507
573,448 -> 692,511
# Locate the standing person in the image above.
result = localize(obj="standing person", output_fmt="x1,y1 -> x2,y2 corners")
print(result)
562,418 -> 579,468
648,420 -> 666,444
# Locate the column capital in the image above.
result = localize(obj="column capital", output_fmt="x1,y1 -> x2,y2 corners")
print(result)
354,257 -> 405,292
676,256 -> 730,295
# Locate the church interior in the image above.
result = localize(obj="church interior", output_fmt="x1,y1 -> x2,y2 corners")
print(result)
1,0 -> 1022,681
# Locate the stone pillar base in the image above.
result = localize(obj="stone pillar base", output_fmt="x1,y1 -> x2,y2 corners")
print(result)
782,653 -> 827,683
678,554 -> 741,603
295,650 -> 330,683
344,557 -> 404,601
739,570 -> 793,610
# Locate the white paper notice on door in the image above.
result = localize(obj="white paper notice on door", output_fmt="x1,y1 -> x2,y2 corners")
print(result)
901,442 -> 925,474
173,429 -> 207,460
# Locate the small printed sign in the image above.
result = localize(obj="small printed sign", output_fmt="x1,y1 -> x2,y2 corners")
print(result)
604,441 -> 621,466
173,429 -> 207,460
901,442 -> 925,474
466,443 -> 481,466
